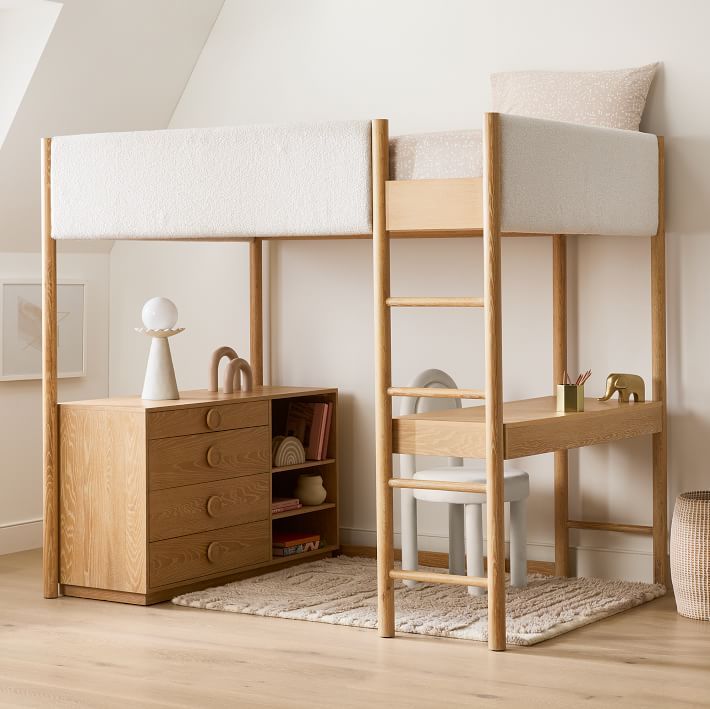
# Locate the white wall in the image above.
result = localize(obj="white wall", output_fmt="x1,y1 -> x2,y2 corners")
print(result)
109,0 -> 710,580
0,0 -> 223,553
0,252 -> 109,553
0,0 -> 224,253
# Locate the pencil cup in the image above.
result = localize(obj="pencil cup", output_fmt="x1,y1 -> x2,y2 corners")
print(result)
557,384 -> 584,413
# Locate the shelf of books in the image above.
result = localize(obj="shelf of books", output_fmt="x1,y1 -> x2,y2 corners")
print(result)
270,391 -> 338,563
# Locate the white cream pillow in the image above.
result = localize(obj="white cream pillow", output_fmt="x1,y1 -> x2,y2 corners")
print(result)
491,63 -> 658,131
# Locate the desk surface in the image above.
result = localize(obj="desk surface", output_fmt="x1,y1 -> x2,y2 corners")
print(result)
393,397 -> 662,459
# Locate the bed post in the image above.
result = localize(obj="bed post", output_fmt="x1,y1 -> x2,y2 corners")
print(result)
42,137 -> 59,598
250,238 -> 264,386
651,137 -> 667,586
372,119 -> 395,638
483,113 -> 506,651
553,234 -> 569,577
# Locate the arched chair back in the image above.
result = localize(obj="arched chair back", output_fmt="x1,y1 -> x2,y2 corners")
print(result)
399,369 -> 463,478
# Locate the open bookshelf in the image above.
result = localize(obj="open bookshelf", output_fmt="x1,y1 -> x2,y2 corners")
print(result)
270,391 -> 339,563
271,458 -> 336,474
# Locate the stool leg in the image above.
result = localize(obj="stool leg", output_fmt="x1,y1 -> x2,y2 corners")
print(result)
401,490 -> 420,588
465,504 -> 485,596
509,499 -> 528,588
448,504 -> 465,575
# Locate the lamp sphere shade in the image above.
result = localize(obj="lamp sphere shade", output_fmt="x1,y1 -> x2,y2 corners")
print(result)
142,297 -> 178,330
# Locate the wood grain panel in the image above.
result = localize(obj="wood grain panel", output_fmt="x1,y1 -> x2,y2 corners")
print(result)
149,474 -> 269,541
504,400 -> 662,458
393,418 -> 486,458
386,178 -> 483,233
149,426 -> 269,491
393,398 -> 662,459
149,521 -> 270,587
63,386 -> 336,411
59,407 -> 147,593
60,585 -> 149,605
5,550 -> 707,708
148,400 -> 268,439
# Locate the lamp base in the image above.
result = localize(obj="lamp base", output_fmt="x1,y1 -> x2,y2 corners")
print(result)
142,336 -> 179,401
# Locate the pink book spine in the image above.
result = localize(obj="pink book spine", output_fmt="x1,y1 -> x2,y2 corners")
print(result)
319,403 -> 333,460
307,404 -> 326,459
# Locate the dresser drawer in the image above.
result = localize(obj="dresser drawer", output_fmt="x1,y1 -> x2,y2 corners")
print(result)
148,401 -> 268,439
149,426 -> 270,491
149,520 -> 270,587
149,474 -> 270,541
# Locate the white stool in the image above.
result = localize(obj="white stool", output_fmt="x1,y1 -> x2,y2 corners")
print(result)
400,369 -> 529,594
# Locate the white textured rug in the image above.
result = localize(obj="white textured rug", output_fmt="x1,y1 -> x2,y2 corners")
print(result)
172,556 -> 665,646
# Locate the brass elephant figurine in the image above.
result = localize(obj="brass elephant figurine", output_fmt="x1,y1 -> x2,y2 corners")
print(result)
598,373 -> 645,403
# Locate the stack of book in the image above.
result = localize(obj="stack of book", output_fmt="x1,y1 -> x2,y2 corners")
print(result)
271,497 -> 302,515
272,531 -> 321,557
284,401 -> 333,460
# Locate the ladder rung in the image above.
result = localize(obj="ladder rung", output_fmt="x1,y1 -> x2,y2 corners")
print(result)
386,297 -> 484,308
388,386 -> 485,400
390,569 -> 488,588
389,478 -> 486,494
567,520 -> 653,535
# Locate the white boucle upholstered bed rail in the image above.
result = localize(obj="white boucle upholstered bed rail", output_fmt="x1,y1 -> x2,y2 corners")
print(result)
49,115 -> 659,240
497,114 -> 659,236
50,121 -> 373,239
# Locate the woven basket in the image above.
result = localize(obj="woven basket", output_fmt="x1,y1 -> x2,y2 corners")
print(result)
670,491 -> 710,620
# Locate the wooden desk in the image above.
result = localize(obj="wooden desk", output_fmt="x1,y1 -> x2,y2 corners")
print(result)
393,397 -> 662,459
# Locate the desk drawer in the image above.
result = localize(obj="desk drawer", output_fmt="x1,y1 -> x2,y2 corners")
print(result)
148,401 -> 268,439
149,473 -> 270,542
149,520 -> 270,587
149,426 -> 270,491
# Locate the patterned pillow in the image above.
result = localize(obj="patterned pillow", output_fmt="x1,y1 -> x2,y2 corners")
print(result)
490,63 -> 658,131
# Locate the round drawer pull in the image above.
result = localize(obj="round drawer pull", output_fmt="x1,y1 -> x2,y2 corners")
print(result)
206,495 -> 223,518
205,408 -> 221,430
206,446 -> 222,468
207,541 -> 221,563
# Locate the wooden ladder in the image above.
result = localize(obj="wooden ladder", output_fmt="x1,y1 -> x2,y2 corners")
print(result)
371,117 -> 507,651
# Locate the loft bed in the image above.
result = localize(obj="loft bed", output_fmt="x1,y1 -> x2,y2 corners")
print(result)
41,115 -> 666,652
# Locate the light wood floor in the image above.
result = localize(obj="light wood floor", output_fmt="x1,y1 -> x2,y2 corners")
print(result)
1,550 -> 708,708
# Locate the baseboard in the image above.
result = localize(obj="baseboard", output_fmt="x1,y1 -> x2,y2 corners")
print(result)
0,519 -> 42,556
0,519 -> 655,582
340,527 -> 655,583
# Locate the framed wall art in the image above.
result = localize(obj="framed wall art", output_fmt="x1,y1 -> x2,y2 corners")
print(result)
0,280 -> 86,380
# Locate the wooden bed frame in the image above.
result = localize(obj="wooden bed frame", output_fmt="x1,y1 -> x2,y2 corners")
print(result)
41,114 -> 666,653
371,115 -> 666,651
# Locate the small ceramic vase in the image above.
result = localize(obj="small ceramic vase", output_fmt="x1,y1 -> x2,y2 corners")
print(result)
294,474 -> 327,506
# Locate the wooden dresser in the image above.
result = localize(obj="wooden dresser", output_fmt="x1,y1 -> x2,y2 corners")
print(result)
58,386 -> 338,604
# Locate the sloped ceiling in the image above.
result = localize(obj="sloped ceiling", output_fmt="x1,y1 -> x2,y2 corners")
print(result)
0,1 -> 62,151
0,0 -> 224,252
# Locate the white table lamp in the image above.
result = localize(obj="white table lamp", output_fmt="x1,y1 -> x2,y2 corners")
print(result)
136,297 -> 184,400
